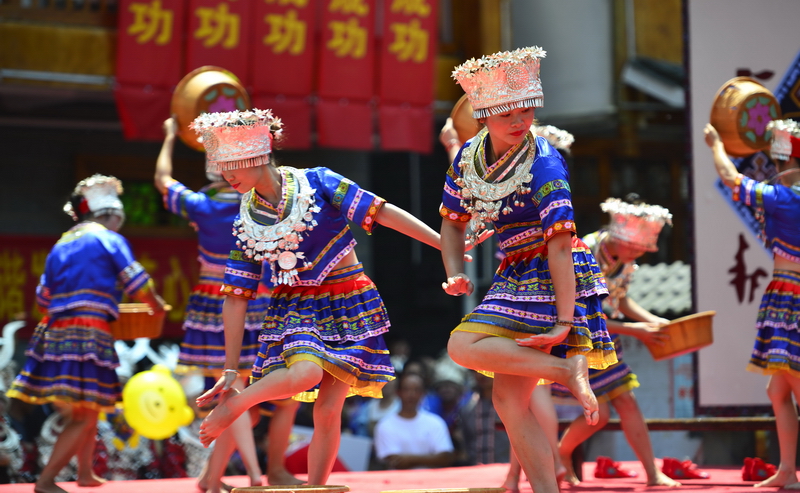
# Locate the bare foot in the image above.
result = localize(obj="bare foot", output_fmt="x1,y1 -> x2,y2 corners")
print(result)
647,470 -> 682,487
556,463 -> 568,485
501,477 -> 520,493
564,355 -> 599,425
754,469 -> 798,488
268,468 -> 305,486
199,403 -> 241,447
34,479 -> 69,493
784,481 -> 800,490
560,459 -> 581,486
77,472 -> 107,487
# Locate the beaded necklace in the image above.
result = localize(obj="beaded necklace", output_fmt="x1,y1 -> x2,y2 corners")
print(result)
455,127 -> 535,244
232,166 -> 320,285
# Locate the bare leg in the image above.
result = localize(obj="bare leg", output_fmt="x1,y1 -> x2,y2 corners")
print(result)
200,361 -> 323,447
530,384 -> 566,483
76,415 -> 106,487
558,400 -> 610,485
611,391 -> 680,487
266,399 -> 304,485
203,428 -> 238,493
306,373 -> 350,485
228,380 -> 263,486
448,331 -> 598,425
503,449 -> 521,493
756,373 -> 799,488
494,373 -> 558,493
35,407 -> 98,493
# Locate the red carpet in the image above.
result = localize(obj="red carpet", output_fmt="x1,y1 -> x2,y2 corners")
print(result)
0,462 -> 787,493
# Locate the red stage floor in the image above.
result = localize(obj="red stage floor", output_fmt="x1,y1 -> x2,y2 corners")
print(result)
0,461 -> 787,493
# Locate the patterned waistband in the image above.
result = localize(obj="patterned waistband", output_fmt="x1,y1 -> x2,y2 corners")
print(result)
322,262 -> 365,284
772,269 -> 800,285
499,235 -> 588,270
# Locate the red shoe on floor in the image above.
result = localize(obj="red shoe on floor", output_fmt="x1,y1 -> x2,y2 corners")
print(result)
742,457 -> 777,481
594,456 -> 638,479
662,457 -> 710,480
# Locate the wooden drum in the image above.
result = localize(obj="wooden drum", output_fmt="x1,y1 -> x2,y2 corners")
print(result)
450,94 -> 482,144
709,77 -> 781,157
171,66 -> 251,151
109,303 -> 171,341
382,489 -> 506,493
231,486 -> 350,493
645,310 -> 716,361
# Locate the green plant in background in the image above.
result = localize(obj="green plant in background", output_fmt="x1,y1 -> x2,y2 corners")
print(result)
121,182 -> 160,226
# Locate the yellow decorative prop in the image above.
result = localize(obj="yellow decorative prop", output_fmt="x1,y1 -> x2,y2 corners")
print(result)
122,364 -> 194,440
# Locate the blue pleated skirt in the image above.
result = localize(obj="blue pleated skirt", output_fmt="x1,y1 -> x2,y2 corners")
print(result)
8,308 -> 121,411
175,268 -> 266,377
252,263 -> 394,402
453,236 -> 617,371
748,269 -> 800,377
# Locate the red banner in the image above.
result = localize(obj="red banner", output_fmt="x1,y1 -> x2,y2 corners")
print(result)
379,103 -> 433,153
0,236 -> 199,340
378,0 -> 437,105
185,0 -> 254,86
116,0 -> 187,87
114,85 -> 173,140
251,1 -> 317,97
252,94 -> 313,150
317,99 -> 373,150
318,0 -> 376,100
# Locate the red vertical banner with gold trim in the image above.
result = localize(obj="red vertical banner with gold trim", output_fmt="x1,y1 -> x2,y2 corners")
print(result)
115,0 -> 186,140
252,0 -> 317,96
376,0 -> 436,153
185,0 -> 253,86
318,0 -> 376,99
317,0 -> 376,150
378,0 -> 437,105
117,0 -> 187,86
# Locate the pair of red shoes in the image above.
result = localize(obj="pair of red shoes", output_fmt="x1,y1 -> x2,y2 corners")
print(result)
742,457 -> 777,481
594,456 -> 638,478
661,457 -> 710,480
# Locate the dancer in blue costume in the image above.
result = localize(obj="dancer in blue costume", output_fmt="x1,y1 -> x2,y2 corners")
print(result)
155,118 -> 300,491
8,175 -> 167,493
192,109 -> 473,485
706,120 -> 800,489
440,47 -> 617,493
551,194 -> 681,487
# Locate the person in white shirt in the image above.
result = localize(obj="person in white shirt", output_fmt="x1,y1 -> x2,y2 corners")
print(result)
374,372 -> 455,469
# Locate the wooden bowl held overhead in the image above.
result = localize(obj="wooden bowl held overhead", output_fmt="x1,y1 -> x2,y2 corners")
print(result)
709,77 -> 781,157
450,94 -> 482,144
171,66 -> 251,151
644,310 -> 716,361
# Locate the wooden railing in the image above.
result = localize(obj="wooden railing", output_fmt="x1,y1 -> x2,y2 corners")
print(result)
0,0 -> 117,27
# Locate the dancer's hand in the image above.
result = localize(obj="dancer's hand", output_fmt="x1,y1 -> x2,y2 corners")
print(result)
628,321 -> 670,346
196,371 -> 239,407
442,273 -> 473,296
163,116 -> 178,137
516,323 -> 571,350
703,123 -> 721,148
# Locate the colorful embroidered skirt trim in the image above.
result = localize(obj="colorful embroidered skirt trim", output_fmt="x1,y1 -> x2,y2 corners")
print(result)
175,280 -> 267,377
748,269 -> 800,377
251,263 -> 394,402
551,337 -> 638,402
8,309 -> 121,412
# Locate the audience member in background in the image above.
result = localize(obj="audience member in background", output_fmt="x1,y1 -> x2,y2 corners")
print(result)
374,372 -> 455,470
459,371 -> 510,467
